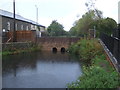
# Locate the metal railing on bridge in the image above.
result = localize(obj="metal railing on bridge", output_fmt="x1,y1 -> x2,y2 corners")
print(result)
100,33 -> 120,65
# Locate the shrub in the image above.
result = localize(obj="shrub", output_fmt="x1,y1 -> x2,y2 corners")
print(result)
80,39 -> 103,61
69,39 -> 103,64
2,42 -> 42,56
67,39 -> 120,88
67,65 -> 119,88
69,42 -> 81,55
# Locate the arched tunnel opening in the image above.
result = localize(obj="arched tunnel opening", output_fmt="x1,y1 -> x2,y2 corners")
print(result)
61,47 -> 66,52
52,47 -> 57,53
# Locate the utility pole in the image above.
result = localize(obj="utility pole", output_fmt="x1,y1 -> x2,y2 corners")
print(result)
13,0 -> 16,42
35,5 -> 41,37
35,5 -> 38,24
35,5 -> 38,43
118,1 -> 120,39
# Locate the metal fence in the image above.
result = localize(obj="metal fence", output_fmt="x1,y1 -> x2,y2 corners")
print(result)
100,33 -> 120,64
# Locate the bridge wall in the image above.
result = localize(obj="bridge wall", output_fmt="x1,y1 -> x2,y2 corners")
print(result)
37,37 -> 80,51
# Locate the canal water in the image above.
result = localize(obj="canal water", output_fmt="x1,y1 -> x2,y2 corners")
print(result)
2,51 -> 82,88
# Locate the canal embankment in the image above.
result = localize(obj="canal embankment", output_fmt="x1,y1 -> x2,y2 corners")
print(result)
67,38 -> 119,88
2,38 -> 120,88
1,42 -> 41,56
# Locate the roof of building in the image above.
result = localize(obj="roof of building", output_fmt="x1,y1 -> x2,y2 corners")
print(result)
0,9 -> 45,28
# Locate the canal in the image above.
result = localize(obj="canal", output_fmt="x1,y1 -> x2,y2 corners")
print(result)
2,51 -> 82,88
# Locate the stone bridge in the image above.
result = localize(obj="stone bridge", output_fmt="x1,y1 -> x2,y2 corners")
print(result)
37,37 -> 80,52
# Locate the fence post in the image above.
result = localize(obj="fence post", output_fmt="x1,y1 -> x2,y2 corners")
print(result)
118,39 -> 120,64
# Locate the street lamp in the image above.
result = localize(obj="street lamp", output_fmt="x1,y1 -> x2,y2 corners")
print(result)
35,5 -> 38,24
35,5 -> 41,37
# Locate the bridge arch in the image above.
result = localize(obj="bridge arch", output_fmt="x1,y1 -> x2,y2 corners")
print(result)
37,37 -> 80,51
61,47 -> 66,52
52,47 -> 57,52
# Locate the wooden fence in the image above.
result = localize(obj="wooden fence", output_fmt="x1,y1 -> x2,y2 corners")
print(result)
7,30 -> 36,42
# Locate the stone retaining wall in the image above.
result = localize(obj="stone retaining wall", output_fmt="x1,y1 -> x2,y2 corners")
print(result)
2,42 -> 33,51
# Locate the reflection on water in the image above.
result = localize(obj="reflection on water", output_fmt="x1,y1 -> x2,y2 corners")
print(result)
2,51 -> 82,88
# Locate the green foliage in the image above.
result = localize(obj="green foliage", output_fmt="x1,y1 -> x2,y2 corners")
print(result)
69,39 -> 103,64
67,65 -> 119,88
68,39 -> 120,88
69,42 -> 81,55
69,10 -> 102,36
69,10 -> 117,37
47,20 -> 68,36
2,43 -> 42,56
69,0 -> 117,37
1,51 -> 12,56
96,17 -> 117,36
69,26 -> 78,36
92,55 -> 113,71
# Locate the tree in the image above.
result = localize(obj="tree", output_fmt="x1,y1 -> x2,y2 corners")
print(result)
69,26 -> 77,36
69,0 -> 117,37
85,0 -> 102,19
69,10 -> 103,37
69,10 -> 117,37
97,17 -> 117,35
47,20 -> 67,36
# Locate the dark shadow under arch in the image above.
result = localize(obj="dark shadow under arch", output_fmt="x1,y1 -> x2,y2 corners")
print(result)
61,47 -> 66,52
52,47 -> 57,53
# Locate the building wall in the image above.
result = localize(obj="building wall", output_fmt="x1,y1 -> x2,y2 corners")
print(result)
2,16 -> 32,32
2,15 -> 45,43
40,27 -> 45,31
2,16 -> 14,32
15,19 -> 31,30
2,16 -> 45,32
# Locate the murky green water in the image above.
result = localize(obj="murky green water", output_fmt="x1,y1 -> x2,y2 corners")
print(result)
2,51 -> 82,88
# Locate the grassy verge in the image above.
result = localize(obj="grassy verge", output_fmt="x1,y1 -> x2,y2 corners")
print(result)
1,44 -> 42,56
67,38 -> 119,88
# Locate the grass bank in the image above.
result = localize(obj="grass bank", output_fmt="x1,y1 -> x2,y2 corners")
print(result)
68,38 -> 119,88
1,43 -> 42,56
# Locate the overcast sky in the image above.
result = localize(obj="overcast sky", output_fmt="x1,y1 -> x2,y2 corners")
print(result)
0,0 -> 119,31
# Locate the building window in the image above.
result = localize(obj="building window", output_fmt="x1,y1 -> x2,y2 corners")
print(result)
21,25 -> 23,30
35,25 -> 37,30
40,27 -> 45,32
31,25 -> 35,30
7,22 -> 10,31
16,23 -> 17,30
33,25 -> 35,30
26,26 -> 29,30
3,29 -> 6,32
31,25 -> 33,30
